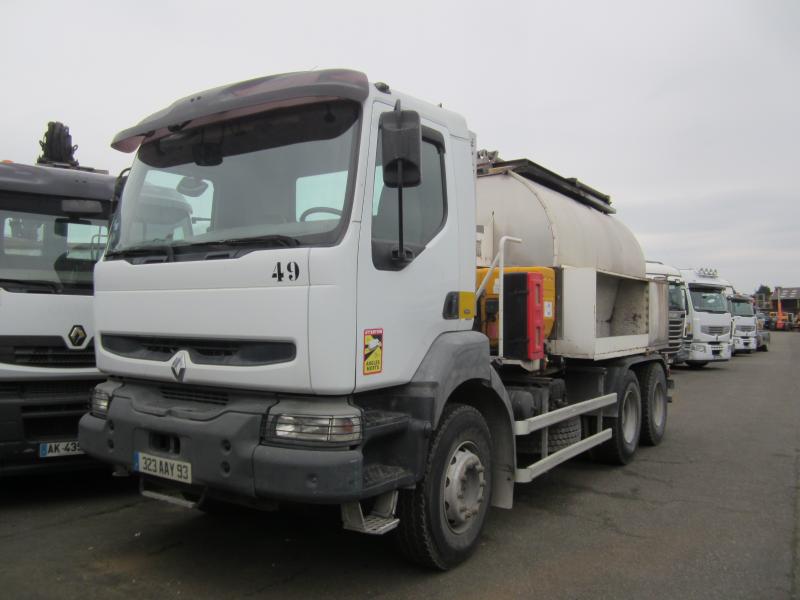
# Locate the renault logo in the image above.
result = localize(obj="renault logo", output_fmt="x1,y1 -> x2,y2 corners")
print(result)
171,351 -> 187,382
68,325 -> 87,348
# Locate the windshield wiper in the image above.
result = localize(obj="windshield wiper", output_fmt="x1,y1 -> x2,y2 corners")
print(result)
106,239 -> 176,262
0,278 -> 64,294
184,234 -> 302,249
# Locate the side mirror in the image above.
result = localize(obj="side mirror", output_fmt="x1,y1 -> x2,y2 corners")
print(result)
380,106 -> 421,188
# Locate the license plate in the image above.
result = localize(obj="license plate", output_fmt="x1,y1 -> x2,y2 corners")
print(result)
39,440 -> 84,458
134,452 -> 192,484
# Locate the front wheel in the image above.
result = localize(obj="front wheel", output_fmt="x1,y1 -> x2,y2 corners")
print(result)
396,404 -> 492,570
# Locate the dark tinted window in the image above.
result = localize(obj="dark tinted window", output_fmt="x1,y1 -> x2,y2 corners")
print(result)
371,138 -> 446,268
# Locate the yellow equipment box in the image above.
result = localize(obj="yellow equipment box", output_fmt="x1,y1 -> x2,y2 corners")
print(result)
475,266 -> 556,341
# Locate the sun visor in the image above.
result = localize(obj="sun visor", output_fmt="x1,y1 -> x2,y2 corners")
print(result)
111,69 -> 370,153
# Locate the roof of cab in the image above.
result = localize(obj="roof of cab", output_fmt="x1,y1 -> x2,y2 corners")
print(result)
111,69 -> 371,153
0,162 -> 115,201
111,69 -> 471,153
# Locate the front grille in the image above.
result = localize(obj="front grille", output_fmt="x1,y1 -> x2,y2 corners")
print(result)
701,325 -> 730,336
23,414 -> 84,442
0,379 -> 99,400
160,385 -> 229,405
102,334 -> 295,367
737,325 -> 755,332
20,403 -> 88,415
9,380 -> 99,442
665,318 -> 684,354
0,338 -> 95,368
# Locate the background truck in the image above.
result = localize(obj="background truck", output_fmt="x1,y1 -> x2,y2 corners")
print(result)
679,267 -> 733,368
0,123 -> 113,473
646,261 -> 688,364
729,294 -> 757,353
79,69 -> 671,569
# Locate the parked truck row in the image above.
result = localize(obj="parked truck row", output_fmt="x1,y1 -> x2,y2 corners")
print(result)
0,70 -> 768,569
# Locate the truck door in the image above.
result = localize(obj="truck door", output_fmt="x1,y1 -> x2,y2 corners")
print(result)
355,104 -> 460,390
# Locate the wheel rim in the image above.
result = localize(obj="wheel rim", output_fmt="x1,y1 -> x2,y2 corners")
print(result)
652,381 -> 666,430
441,441 -> 486,534
621,387 -> 638,444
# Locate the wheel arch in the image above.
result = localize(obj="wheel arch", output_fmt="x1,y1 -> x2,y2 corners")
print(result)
445,374 -> 516,510
410,331 -> 516,509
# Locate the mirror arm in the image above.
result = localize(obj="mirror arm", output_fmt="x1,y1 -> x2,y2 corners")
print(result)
396,160 -> 404,260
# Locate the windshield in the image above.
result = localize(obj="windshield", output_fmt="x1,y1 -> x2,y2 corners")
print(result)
108,100 -> 360,258
668,282 -> 686,311
0,193 -> 109,293
731,300 -> 755,317
689,285 -> 729,314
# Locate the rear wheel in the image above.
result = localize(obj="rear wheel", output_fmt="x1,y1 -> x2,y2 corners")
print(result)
639,363 -> 667,446
396,404 -> 492,570
591,371 -> 641,465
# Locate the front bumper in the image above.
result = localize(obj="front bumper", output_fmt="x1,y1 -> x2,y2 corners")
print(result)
687,341 -> 732,362
79,381 -> 418,504
733,335 -> 757,351
0,379 -> 102,475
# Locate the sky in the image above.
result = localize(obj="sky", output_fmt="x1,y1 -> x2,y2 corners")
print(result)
1,0 -> 798,293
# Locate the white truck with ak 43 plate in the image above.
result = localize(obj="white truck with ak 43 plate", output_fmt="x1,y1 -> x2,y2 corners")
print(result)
679,267 -> 733,368
79,70 -> 672,570
0,159 -> 113,473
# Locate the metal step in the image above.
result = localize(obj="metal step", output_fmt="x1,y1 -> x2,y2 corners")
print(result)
341,490 -> 399,535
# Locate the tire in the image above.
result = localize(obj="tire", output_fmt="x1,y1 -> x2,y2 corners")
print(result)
686,361 -> 708,369
395,404 -> 492,570
759,344 -> 769,353
639,363 -> 668,446
591,371 -> 641,465
548,416 -> 582,453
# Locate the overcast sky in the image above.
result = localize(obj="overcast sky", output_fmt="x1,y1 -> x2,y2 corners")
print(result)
2,0 -> 797,292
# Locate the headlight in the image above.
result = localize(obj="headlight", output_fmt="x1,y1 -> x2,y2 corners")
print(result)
692,344 -> 705,352
261,413 -> 362,445
91,388 -> 112,418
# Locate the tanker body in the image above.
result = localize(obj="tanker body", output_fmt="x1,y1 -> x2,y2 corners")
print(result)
80,69 -> 672,570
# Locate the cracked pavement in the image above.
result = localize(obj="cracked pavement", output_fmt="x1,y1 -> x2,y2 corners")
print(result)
1,333 -> 798,599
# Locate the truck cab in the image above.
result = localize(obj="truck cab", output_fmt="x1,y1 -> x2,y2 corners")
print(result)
645,261 -> 687,364
679,268 -> 732,368
730,294 -> 757,353
0,161 -> 113,473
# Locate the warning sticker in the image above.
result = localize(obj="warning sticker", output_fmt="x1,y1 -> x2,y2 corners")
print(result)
363,328 -> 383,375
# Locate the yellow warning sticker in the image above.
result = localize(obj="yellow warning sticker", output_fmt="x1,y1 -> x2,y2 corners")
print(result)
363,328 -> 383,375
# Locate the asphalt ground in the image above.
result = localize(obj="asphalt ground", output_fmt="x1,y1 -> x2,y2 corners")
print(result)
1,333 -> 798,599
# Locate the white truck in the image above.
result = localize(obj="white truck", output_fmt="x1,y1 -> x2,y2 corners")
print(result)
729,294 -> 757,354
679,267 -> 733,368
79,69 -> 672,569
646,261 -> 688,364
0,160 -> 113,473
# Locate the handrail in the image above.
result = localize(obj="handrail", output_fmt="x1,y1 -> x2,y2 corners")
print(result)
475,235 -> 521,359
